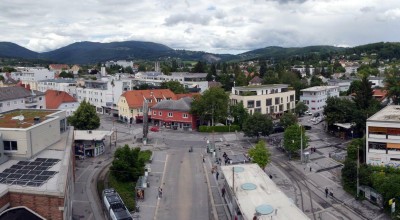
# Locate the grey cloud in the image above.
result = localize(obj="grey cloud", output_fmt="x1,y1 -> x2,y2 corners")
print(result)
360,6 -> 374,13
265,0 -> 308,4
164,13 -> 211,26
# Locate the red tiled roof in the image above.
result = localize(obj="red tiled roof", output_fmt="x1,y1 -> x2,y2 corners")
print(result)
45,90 -> 77,109
49,64 -> 70,70
373,89 -> 387,100
176,93 -> 199,99
121,89 -> 177,108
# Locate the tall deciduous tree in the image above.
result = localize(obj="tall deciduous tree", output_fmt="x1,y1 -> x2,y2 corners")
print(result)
384,67 -> 400,104
110,145 -> 146,182
280,112 -> 298,129
295,102 -> 308,116
242,112 -> 273,138
230,101 -> 249,129
59,71 -> 74,78
190,87 -> 229,126
283,124 -> 309,155
192,61 -> 206,73
68,100 -> 100,130
160,81 -> 186,94
249,140 -> 271,170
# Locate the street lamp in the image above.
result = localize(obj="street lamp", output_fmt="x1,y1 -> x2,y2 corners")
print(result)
300,124 -> 303,164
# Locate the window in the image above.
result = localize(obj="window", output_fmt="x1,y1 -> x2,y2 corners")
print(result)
39,97 -> 42,101
7,102 -> 10,106
159,112 -> 162,116
3,141 -> 18,151
0,103 -> 2,107
153,111 -> 156,115
290,95 -> 294,102
183,113 -> 188,118
275,97 -> 280,105
266,99 -> 272,106
14,101 -> 17,104
247,100 -> 254,108
168,112 -> 173,117
256,100 -> 261,107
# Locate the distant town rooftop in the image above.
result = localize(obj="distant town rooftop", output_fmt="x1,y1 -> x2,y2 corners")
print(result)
221,164 -> 309,220
368,105 -> 400,122
233,84 -> 289,91
0,109 -> 58,129
301,86 -> 338,92
38,78 -> 76,83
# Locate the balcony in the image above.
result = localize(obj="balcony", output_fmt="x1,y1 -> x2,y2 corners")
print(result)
24,100 -> 37,107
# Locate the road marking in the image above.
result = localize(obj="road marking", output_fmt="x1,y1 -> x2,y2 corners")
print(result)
153,154 -> 169,220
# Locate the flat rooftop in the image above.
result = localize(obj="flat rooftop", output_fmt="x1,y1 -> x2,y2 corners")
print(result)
221,164 -> 309,220
368,105 -> 400,122
0,130 -> 72,196
301,86 -> 338,92
0,109 -> 58,129
233,84 -> 289,91
74,130 -> 112,141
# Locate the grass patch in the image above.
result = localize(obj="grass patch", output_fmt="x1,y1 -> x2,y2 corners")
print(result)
97,179 -> 105,199
139,150 -> 152,162
108,173 -> 136,211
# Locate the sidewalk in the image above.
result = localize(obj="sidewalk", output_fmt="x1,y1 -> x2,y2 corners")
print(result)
289,150 -> 389,220
204,151 -> 232,220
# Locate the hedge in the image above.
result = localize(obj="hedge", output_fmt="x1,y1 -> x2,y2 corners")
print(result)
198,125 -> 240,132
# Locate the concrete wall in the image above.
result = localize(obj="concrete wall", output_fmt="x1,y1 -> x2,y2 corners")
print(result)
0,98 -> 26,113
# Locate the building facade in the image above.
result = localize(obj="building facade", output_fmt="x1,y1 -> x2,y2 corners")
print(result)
230,84 -> 296,117
0,87 -> 46,113
117,89 -> 177,123
151,97 -> 196,131
366,105 -> 400,167
37,79 -> 77,98
11,67 -> 55,90
300,86 -> 339,113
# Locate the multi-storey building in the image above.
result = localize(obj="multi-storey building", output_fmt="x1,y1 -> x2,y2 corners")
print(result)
300,86 -> 339,114
366,105 -> 400,167
0,109 -> 73,219
327,79 -> 354,92
49,64 -> 70,74
0,87 -> 46,113
117,89 -> 177,124
37,78 -> 77,98
76,76 -> 130,114
11,67 -> 55,90
133,72 -> 208,93
151,97 -> 196,131
45,90 -> 79,116
230,84 -> 295,117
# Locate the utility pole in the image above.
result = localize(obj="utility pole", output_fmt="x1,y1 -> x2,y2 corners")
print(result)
300,124 -> 303,164
232,166 -> 235,196
357,145 -> 360,198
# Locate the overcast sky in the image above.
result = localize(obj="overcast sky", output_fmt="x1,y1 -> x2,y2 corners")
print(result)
1,0 -> 400,54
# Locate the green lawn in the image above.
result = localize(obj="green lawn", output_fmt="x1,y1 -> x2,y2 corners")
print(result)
108,173 -> 136,211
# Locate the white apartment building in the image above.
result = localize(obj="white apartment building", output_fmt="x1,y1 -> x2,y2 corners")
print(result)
37,79 -> 77,98
11,67 -> 55,90
291,65 -> 315,76
300,86 -> 339,114
368,76 -> 385,88
0,87 -> 46,113
133,72 -> 209,93
366,105 -> 400,167
76,76 -> 131,114
230,84 -> 296,116
327,79 -> 354,92
105,60 -> 134,68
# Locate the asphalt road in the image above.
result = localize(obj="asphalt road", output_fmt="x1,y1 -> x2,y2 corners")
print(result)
156,149 -> 208,220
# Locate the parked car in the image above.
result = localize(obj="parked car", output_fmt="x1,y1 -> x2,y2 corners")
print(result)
305,111 -> 312,115
304,125 -> 312,130
273,125 -> 285,133
150,126 -> 159,132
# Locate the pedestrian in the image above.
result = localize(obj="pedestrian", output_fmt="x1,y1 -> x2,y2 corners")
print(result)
325,187 -> 329,198
222,187 -> 226,197
158,187 -> 163,198
330,190 -> 334,198
202,155 -> 205,163
216,171 -> 219,180
309,166 -> 312,172
269,174 -> 273,179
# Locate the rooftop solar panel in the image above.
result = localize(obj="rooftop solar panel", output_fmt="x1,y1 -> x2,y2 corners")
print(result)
46,159 -> 59,163
0,173 -> 9,178
3,169 -> 17,174
24,165 -> 36,170
5,179 -> 15,185
41,162 -> 54,167
20,174 -> 36,180
8,173 -> 23,179
17,161 -> 30,166
29,161 -> 42,166
0,179 -> 6,183
15,169 -> 30,175
34,166 -> 47,171
10,165 -> 24,170
34,176 -> 50,181
41,171 -> 57,176
13,180 -> 29,186
28,170 -> 42,175
35,158 -> 48,162
26,181 -> 44,187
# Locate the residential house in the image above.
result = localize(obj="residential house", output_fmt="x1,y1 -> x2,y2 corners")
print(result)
11,67 -> 55,90
151,97 -> 196,131
248,76 -> 263,86
117,89 -> 177,124
230,84 -> 296,117
366,105 -> 400,167
0,86 -> 46,113
369,76 -> 385,88
45,90 -> 79,116
70,65 -> 81,75
344,62 -> 359,75
76,76 -> 131,114
49,64 -> 70,74
300,86 -> 339,114
0,73 -> 18,87
0,109 -> 73,220
327,79 -> 354,92
37,78 -> 77,98
105,60 -> 134,68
